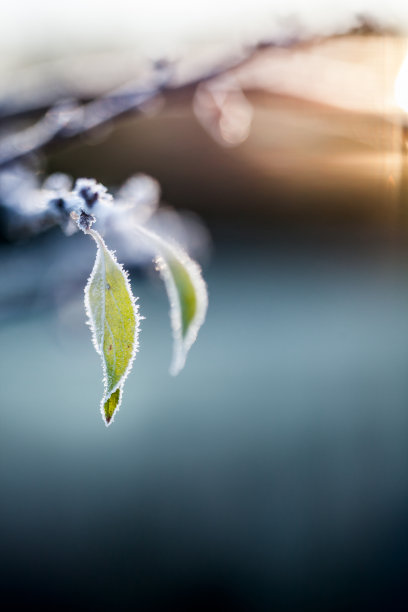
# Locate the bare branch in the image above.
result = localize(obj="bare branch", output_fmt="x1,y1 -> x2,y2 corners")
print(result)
0,40 -> 293,170
0,64 -> 173,169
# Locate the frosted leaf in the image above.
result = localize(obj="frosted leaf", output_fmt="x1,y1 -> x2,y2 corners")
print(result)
157,246 -> 208,375
136,226 -> 207,375
84,229 -> 140,426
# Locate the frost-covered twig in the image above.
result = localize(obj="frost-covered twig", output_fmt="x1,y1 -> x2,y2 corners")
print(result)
66,177 -> 207,425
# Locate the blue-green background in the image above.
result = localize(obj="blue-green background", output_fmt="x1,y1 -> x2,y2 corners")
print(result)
1,226 -> 408,611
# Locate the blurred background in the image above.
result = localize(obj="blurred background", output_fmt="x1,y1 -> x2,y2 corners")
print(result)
1,1 -> 408,610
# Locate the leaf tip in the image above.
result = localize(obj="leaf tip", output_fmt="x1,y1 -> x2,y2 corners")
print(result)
101,380 -> 123,427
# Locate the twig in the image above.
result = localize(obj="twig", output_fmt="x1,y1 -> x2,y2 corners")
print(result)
0,40 -> 293,170
0,64 -> 173,169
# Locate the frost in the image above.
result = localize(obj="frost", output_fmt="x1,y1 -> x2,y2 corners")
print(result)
0,168 -> 207,262
73,178 -> 113,211
77,210 -> 96,232
0,165 -> 69,237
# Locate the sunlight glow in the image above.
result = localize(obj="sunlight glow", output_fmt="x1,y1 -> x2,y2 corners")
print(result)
395,53 -> 408,113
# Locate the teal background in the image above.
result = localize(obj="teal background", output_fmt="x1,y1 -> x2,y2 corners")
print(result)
1,227 -> 408,610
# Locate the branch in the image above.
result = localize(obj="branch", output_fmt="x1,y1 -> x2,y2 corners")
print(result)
0,63 -> 173,169
0,40 -> 295,170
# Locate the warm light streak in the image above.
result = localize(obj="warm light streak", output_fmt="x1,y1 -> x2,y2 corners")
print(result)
395,53 -> 408,113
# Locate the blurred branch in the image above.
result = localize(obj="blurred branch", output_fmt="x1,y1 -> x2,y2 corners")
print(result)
0,63 -> 172,169
0,14 -> 387,172
0,39 -> 299,170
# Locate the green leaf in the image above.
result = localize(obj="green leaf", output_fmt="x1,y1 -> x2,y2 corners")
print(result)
134,226 -> 207,375
156,243 -> 208,375
103,387 -> 122,424
167,256 -> 198,337
85,229 -> 140,426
